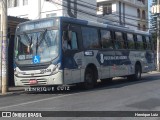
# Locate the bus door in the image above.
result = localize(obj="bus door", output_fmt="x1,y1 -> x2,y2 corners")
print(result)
63,24 -> 82,84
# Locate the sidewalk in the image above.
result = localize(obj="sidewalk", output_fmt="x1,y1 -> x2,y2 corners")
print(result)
147,71 -> 160,74
0,86 -> 26,96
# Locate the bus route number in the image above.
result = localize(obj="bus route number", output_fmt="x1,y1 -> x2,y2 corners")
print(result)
40,69 -> 51,74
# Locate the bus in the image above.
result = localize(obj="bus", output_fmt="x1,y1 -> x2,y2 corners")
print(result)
14,17 -> 155,89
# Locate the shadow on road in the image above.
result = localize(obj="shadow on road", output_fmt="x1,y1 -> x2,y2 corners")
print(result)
25,73 -> 160,95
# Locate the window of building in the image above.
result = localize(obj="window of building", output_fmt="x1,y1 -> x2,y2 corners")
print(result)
101,30 -> 113,49
137,0 -> 145,4
137,9 -> 140,18
142,10 -> 146,19
138,24 -> 141,30
103,4 -> 112,15
82,27 -> 100,49
97,5 -> 103,12
8,0 -> 12,8
8,0 -> 19,8
15,0 -> 19,7
114,32 -> 125,49
127,33 -> 135,49
143,25 -> 146,31
23,0 -> 28,6
142,0 -> 145,4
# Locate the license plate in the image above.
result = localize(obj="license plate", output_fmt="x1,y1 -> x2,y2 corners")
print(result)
29,79 -> 38,85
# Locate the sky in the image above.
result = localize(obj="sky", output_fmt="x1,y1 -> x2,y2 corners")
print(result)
148,0 -> 152,28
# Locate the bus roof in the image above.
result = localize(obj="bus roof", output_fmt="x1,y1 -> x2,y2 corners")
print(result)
17,17 -> 150,36
60,17 -> 150,36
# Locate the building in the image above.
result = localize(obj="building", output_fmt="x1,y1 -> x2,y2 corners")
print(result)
7,0 -> 97,21
97,0 -> 148,31
151,0 -> 159,31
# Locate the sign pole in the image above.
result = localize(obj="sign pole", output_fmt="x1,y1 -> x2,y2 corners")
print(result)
1,0 -> 8,94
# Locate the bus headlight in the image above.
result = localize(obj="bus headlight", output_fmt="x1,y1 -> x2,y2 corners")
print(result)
50,63 -> 61,75
14,68 -> 18,77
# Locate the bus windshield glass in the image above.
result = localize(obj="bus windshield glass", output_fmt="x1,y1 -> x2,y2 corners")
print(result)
15,29 -> 59,64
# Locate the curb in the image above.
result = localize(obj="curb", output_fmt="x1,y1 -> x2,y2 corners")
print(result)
147,71 -> 160,74
0,90 -> 26,97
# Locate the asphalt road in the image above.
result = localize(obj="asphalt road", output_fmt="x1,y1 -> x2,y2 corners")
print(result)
0,73 -> 160,120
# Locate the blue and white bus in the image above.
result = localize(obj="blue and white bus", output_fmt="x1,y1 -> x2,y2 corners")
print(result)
14,17 -> 155,89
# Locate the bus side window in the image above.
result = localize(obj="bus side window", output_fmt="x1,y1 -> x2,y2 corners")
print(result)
100,30 -> 113,49
82,27 -> 100,49
71,32 -> 78,49
127,33 -> 135,49
145,36 -> 152,50
123,33 -> 128,49
136,35 -> 144,50
62,31 -> 71,50
115,31 -> 125,49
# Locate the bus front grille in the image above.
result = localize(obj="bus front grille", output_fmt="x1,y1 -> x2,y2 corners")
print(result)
17,63 -> 50,71
20,78 -> 47,85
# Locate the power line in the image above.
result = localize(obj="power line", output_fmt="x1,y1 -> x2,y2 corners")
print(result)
49,0 -> 149,30
67,0 -> 150,23
61,0 -> 149,28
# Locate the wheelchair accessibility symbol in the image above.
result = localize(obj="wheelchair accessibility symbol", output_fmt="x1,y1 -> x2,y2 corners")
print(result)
33,55 -> 40,64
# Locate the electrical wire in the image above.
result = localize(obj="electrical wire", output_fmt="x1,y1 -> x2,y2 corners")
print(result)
49,0 -> 150,30
66,0 -> 150,23
61,0 -> 150,28
2,0 -> 151,30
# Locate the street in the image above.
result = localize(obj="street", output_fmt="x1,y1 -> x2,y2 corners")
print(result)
0,72 -> 160,120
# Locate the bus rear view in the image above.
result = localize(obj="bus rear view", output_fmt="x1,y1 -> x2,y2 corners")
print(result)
14,17 -> 62,86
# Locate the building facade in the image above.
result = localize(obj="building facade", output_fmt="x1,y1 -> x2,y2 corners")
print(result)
7,0 -> 97,21
151,0 -> 160,31
97,0 -> 148,31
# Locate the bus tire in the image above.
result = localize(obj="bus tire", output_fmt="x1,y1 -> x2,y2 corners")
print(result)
83,67 -> 96,89
127,64 -> 142,81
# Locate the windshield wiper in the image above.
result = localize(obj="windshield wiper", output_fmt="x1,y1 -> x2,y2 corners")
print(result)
38,29 -> 47,46
23,32 -> 31,45
23,32 -> 33,54
35,29 -> 47,55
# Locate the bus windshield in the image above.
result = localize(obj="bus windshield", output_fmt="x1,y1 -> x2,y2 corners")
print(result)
15,29 -> 59,64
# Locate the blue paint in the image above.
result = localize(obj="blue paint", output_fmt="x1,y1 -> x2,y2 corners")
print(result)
33,55 -> 40,64
61,17 -> 88,26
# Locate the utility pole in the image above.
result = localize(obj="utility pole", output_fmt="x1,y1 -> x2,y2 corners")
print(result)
157,15 -> 160,71
1,0 -> 8,94
38,0 -> 41,19
157,1 -> 160,72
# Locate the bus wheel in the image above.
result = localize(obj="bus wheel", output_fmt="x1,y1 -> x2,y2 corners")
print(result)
135,64 -> 142,80
83,68 -> 96,89
127,64 -> 141,81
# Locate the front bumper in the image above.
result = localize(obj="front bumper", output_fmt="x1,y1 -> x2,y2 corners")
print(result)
14,71 -> 63,86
